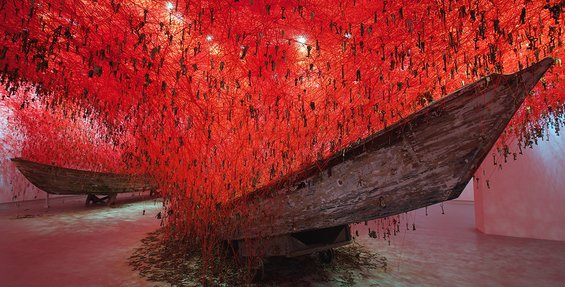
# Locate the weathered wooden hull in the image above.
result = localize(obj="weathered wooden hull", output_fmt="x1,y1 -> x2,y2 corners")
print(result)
11,158 -> 157,195
227,58 -> 554,240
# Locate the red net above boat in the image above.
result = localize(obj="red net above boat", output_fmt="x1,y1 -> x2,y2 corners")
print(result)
0,0 -> 564,250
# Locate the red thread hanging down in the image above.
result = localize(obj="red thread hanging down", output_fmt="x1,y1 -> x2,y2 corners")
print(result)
0,0 -> 564,259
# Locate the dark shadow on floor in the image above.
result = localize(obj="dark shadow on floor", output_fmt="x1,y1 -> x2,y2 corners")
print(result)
129,229 -> 387,286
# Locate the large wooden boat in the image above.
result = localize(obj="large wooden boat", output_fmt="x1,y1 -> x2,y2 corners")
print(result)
11,158 -> 157,198
226,58 -> 554,241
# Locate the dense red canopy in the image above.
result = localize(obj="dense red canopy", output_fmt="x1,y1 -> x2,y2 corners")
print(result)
0,0 -> 564,245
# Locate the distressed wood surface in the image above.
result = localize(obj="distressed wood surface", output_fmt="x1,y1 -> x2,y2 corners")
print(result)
11,158 -> 156,195
227,58 -> 554,240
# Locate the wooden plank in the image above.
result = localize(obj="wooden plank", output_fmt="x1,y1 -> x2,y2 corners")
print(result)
225,58 -> 554,240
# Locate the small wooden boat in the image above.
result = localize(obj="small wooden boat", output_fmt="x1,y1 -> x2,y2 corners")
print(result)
11,158 -> 157,204
226,58 -> 554,244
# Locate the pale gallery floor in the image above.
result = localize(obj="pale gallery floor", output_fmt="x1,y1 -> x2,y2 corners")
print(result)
0,196 -> 563,287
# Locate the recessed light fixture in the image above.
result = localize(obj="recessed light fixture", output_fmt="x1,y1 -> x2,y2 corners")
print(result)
296,35 -> 307,44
